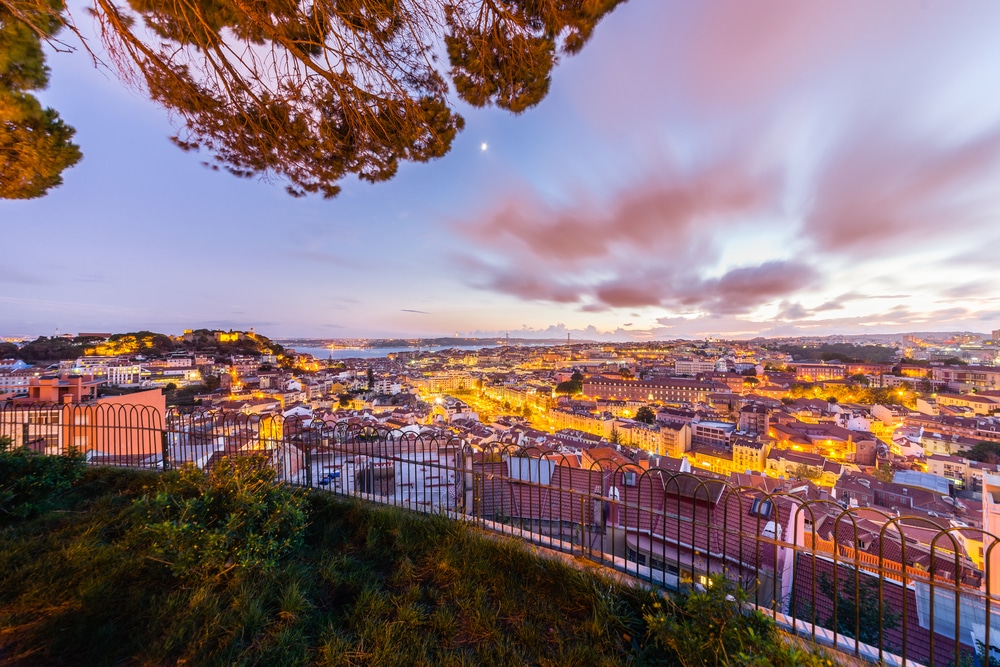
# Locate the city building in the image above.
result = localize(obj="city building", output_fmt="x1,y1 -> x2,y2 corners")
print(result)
582,376 -> 720,404
1,376 -> 166,458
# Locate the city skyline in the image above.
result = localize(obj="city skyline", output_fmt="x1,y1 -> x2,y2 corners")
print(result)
4,0 -> 1000,340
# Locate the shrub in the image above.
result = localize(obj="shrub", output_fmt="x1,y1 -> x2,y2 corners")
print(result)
950,641 -> 1000,667
133,455 -> 307,578
645,575 -> 835,667
816,571 -> 900,645
0,436 -> 85,522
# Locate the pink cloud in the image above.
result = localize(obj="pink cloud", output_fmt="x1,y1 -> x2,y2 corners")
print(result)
460,158 -> 779,267
803,126 -> 1000,255
455,156 -> 800,315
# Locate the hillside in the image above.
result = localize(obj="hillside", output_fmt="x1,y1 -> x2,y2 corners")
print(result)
0,451 -> 836,667
2,329 -> 282,362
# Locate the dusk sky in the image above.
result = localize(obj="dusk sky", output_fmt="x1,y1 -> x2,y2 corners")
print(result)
3,0 -> 1000,341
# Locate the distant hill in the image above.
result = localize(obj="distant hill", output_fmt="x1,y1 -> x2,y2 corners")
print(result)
5,329 -> 283,362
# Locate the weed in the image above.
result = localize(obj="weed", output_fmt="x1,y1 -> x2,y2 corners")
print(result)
0,436 -> 85,522
132,455 -> 308,578
645,574 -> 838,667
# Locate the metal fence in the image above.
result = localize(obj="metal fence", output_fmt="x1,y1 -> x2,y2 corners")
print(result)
3,401 -> 999,667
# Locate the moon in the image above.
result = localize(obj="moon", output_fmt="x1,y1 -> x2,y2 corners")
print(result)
480,142 -> 488,151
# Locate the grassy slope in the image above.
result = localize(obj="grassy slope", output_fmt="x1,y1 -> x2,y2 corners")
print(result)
0,468 -> 659,666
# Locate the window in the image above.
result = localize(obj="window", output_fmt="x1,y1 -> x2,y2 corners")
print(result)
749,498 -> 773,518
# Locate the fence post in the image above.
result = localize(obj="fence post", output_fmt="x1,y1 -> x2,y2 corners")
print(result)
21,422 -> 28,449
304,445 -> 313,488
160,430 -> 170,471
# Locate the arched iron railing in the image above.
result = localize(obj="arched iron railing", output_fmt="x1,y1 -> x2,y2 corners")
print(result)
2,400 -> 998,666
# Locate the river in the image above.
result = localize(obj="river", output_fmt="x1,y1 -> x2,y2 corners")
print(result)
288,344 -> 502,360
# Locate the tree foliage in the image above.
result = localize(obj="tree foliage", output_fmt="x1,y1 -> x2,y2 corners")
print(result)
775,343 -> 898,364
634,405 -> 655,424
816,571 -> 900,646
0,0 -> 81,199
8,329 -> 282,361
871,464 -> 894,484
13,334 -> 89,361
966,441 -> 1000,464
2,0 -> 625,198
785,381 -> 911,408
791,463 -> 821,481
555,378 -> 582,395
847,373 -> 869,386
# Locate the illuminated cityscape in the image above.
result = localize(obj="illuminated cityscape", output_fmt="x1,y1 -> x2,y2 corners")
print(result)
5,0 -> 1000,662
4,328 -> 1000,663
5,327 -> 1000,488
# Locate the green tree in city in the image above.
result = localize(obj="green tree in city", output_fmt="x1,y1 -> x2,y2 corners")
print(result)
635,405 -> 656,424
555,379 -> 582,395
202,374 -> 220,392
816,572 -> 900,646
847,373 -> 870,387
871,464 -> 895,483
0,1 -> 81,199
791,464 -> 821,481
966,441 -> 1000,465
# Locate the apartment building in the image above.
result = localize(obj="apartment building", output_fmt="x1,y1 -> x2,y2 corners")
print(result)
790,362 -> 846,382
932,365 -> 1000,392
1,376 -> 165,458
582,376 -> 720,404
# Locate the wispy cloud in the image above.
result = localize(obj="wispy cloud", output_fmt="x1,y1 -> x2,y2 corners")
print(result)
0,267 -> 44,286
